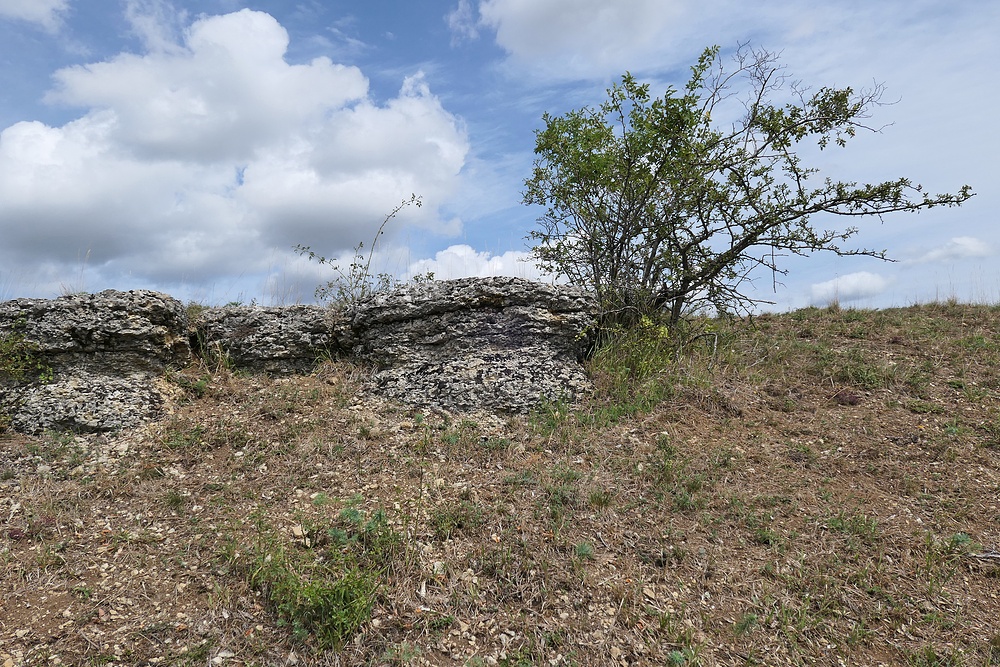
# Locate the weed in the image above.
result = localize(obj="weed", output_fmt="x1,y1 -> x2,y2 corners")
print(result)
987,635 -> 1000,666
382,642 -> 421,664
295,194 -> 425,307
825,511 -> 879,542
786,441 -> 817,464
673,489 -> 699,512
588,488 -> 613,509
503,470 -> 538,488
543,482 -> 578,523
734,612 -> 758,636
164,490 -> 186,511
339,507 -> 364,525
907,644 -> 963,666
648,433 -> 680,486
72,584 -> 93,600
0,325 -> 53,384
531,396 -> 571,436
160,423 -> 205,450
920,531 -> 976,599
586,318 -> 677,415
983,420 -> 1000,450
482,436 -> 511,452
223,514 -> 384,650
430,501 -> 484,540
906,400 -> 946,415
169,371 -> 211,399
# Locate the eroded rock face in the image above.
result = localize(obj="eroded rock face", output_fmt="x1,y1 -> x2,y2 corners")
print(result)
350,277 -> 597,413
0,290 -> 190,433
7,372 -> 177,434
0,279 -> 599,432
193,305 -> 350,374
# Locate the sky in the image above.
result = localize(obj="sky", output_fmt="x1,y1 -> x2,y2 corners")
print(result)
0,0 -> 996,310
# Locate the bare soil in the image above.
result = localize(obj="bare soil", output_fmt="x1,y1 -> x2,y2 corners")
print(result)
2,302 -> 999,666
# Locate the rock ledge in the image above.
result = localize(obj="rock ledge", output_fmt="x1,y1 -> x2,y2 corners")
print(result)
0,278 -> 597,433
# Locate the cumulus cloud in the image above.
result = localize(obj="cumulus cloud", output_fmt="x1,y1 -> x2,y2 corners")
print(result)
453,0 -> 792,81
0,0 -> 68,31
905,236 -> 994,264
0,9 -> 469,294
451,0 -> 997,108
810,272 -> 889,305
404,244 -> 547,281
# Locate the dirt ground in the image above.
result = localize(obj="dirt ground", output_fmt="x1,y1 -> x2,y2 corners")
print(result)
2,302 -> 999,666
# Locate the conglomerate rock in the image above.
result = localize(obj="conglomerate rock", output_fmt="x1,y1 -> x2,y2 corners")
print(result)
349,276 -> 598,413
0,290 -> 190,433
0,279 -> 599,433
5,371 -> 175,434
192,305 -> 350,374
0,290 -> 190,373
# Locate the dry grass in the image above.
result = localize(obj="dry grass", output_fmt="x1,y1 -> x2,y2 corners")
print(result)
2,302 -> 1000,666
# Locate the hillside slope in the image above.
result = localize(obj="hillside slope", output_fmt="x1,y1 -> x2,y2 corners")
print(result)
2,302 -> 999,666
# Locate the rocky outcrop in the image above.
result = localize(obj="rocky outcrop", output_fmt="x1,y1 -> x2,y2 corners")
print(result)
194,305 -> 349,374
1,278 -> 598,434
0,290 -> 191,434
349,277 -> 596,413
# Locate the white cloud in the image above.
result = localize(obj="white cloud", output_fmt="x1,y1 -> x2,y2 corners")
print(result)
446,0 -> 480,43
46,10 -> 371,163
810,272 -> 889,305
474,0 -> 687,78
404,244 -> 547,281
124,0 -> 188,53
0,0 -> 67,31
0,9 -> 469,292
905,236 -> 994,264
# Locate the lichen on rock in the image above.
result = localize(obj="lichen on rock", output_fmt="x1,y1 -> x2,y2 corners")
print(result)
349,276 -> 597,413
0,290 -> 191,434
192,304 -> 350,374
0,278 -> 598,433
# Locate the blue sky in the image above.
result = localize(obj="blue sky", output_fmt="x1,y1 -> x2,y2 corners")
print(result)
0,0 -> 996,309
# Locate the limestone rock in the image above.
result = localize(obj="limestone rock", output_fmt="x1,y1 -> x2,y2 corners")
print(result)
193,305 -> 349,374
0,290 -> 190,374
0,290 -> 190,434
1,279 -> 599,432
349,277 -> 597,413
6,372 -> 173,434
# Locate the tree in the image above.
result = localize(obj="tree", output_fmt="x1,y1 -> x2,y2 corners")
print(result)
524,45 -> 973,327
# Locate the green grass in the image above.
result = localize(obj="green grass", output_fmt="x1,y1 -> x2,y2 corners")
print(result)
221,507 -> 407,650
430,500 -> 484,539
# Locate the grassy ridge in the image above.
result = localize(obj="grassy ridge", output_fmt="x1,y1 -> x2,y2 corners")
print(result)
1,302 -> 999,666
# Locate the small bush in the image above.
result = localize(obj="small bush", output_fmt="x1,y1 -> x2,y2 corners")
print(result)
249,550 -> 376,650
